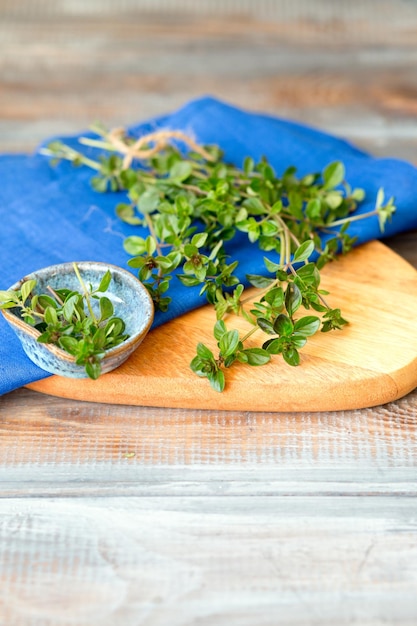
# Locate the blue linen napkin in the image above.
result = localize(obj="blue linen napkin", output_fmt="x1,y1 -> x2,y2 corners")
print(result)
1,95 -> 417,396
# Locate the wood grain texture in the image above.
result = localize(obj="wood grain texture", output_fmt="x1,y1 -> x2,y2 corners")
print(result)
1,386 -> 417,492
1,0 -> 417,160
1,1 -> 417,624
1,389 -> 417,622
1,496 -> 417,626
28,241 -> 417,412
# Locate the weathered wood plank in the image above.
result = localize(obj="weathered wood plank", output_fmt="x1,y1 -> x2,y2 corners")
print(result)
1,2 -> 417,156
1,387 -> 416,494
1,496 -> 417,626
1,481 -> 417,498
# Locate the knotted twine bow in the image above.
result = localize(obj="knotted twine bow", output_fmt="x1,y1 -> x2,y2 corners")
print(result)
103,128 -> 215,170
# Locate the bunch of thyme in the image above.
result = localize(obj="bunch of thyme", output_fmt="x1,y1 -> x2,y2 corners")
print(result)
40,127 -> 396,391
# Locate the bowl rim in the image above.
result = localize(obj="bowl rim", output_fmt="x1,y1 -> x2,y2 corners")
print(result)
1,261 -> 155,363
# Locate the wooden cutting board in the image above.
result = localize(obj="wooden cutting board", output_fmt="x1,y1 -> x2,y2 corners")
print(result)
27,241 -> 417,412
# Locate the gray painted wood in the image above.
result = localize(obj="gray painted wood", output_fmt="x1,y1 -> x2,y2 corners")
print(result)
1,496 -> 417,626
1,389 -> 417,624
1,1 -> 417,624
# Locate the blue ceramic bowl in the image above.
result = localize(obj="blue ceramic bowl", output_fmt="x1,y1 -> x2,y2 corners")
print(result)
2,261 -> 154,378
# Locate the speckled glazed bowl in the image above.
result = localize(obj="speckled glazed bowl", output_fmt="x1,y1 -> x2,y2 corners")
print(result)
2,261 -> 154,378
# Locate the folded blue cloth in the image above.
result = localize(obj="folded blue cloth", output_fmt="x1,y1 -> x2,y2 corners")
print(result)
1,96 -> 417,396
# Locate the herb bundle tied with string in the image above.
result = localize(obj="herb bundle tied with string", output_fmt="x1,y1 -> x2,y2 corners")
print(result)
41,126 -> 396,391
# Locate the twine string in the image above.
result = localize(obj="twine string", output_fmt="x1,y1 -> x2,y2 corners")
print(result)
106,128 -> 215,169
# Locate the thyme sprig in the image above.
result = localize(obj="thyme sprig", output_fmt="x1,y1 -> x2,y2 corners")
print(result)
40,128 -> 396,391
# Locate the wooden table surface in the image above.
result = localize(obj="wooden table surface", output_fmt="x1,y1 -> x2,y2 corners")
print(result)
1,2 -> 417,624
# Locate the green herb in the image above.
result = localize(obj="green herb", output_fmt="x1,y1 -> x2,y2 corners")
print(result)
0,264 -> 129,379
40,128 -> 396,391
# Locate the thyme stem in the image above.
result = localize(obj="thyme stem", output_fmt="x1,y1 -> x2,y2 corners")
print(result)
72,262 -> 98,324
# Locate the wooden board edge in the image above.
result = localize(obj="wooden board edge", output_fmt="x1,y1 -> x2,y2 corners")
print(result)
26,364 -> 416,413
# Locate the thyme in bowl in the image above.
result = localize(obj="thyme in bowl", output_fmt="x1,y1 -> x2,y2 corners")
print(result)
0,264 -> 129,379
41,128 -> 396,391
